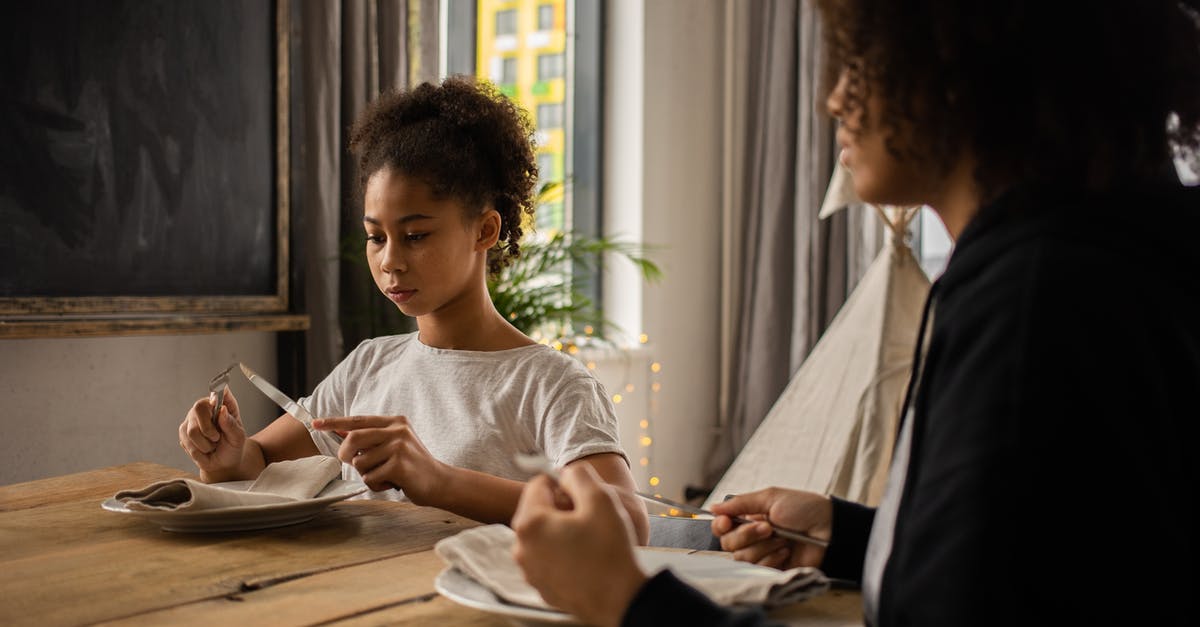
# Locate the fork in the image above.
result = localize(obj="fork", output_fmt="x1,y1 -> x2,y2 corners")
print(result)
513,453 -> 829,548
207,363 -> 238,427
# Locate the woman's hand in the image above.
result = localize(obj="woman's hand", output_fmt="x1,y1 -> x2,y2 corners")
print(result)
311,415 -> 448,501
710,487 -> 832,570
178,388 -> 247,482
511,464 -> 647,627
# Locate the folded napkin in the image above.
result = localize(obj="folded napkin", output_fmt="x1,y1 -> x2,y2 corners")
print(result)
114,456 -> 343,512
434,524 -> 829,613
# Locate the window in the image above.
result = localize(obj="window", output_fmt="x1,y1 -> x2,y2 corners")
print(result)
537,152 -> 556,183
499,56 -> 518,85
495,9 -> 516,36
537,53 -> 564,81
910,207 -> 952,280
537,4 -> 555,31
445,0 -> 603,311
537,103 -> 563,129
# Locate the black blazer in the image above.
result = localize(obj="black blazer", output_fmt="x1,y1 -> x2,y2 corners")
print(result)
625,181 -> 1200,627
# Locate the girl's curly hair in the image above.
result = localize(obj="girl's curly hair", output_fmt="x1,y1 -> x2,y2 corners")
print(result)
348,75 -> 539,275
816,0 -> 1200,199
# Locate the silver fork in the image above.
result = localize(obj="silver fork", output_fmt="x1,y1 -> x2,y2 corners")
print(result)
207,363 -> 238,427
513,452 -> 828,548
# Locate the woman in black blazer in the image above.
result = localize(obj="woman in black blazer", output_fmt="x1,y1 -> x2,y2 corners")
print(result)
511,1 -> 1200,625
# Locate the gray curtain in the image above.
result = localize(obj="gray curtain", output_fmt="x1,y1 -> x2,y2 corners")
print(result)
707,0 -> 881,486
298,0 -> 438,391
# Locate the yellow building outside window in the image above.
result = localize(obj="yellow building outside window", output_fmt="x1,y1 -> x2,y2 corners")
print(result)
476,0 -> 567,232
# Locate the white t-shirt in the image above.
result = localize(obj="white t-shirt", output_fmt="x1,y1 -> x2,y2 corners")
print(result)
296,332 -> 628,501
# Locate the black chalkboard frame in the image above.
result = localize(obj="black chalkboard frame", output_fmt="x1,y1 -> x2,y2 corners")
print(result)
0,0 -> 293,325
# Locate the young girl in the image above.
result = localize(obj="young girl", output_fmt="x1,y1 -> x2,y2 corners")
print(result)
178,77 -> 648,541
509,1 -> 1200,625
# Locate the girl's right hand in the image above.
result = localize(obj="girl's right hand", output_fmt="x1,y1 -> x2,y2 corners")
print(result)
178,388 -> 247,479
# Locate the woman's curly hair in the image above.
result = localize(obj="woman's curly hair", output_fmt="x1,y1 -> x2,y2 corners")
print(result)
816,0 -> 1200,199
348,75 -> 539,275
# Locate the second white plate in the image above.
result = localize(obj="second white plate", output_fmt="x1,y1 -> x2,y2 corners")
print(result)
434,548 -> 807,625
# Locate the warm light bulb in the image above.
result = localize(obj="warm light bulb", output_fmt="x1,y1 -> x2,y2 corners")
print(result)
552,341 -> 563,351
612,394 -> 623,404
639,419 -> 648,429
625,383 -> 635,392
584,325 -> 594,335
649,476 -> 660,486
639,333 -> 649,344
586,361 -> 596,370
650,362 -> 662,373
640,436 -> 652,447
568,345 -> 579,355
639,457 -> 649,466
651,382 -> 662,392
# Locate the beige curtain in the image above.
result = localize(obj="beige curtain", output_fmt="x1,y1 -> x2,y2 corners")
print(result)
708,0 -> 882,487
293,0 -> 439,391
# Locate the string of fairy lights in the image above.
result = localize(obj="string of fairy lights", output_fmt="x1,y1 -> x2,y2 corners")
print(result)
534,328 -> 667,500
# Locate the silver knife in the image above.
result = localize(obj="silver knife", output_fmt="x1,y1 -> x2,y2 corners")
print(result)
239,363 -> 314,424
513,453 -> 828,548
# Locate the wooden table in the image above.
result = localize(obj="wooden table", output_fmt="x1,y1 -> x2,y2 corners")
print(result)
0,462 -> 862,626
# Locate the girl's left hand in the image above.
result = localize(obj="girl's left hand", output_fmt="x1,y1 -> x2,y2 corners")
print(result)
311,415 -> 447,502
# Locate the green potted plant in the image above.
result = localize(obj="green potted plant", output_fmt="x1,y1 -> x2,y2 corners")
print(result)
489,182 -> 662,344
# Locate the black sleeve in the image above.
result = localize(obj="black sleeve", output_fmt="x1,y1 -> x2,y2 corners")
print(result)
819,496 -> 874,583
621,571 -> 783,627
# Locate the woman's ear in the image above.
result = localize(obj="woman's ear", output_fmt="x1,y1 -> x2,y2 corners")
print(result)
476,207 -> 502,251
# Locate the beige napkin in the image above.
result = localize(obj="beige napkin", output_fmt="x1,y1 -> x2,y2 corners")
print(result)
434,524 -> 829,612
114,456 -> 343,512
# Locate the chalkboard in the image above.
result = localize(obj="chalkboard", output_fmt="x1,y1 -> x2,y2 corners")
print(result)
0,0 -> 289,316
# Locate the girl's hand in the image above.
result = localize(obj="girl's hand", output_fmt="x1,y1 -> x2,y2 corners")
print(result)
311,415 -> 448,501
710,487 -> 832,570
178,388 -> 247,481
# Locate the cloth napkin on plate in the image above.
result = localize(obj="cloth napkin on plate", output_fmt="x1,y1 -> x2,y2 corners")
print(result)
434,524 -> 829,612
113,456 -> 342,511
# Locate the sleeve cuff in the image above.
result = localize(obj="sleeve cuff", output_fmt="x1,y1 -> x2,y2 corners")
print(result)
820,496 -> 875,584
621,570 -> 772,627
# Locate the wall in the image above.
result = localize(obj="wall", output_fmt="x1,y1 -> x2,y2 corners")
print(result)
0,333 -> 277,485
1,0 -> 728,495
604,0 -> 725,500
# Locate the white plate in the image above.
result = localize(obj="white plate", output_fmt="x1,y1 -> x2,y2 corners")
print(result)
435,567 -> 578,625
100,479 -> 367,533
434,549 -> 793,625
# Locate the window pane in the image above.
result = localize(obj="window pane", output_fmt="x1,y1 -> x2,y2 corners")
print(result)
537,152 -> 556,182
500,57 -> 518,85
537,4 -> 554,30
537,53 -> 564,80
537,103 -> 563,129
495,9 -> 517,36
914,207 -> 951,279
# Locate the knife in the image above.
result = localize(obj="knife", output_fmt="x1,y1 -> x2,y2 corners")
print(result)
513,453 -> 828,548
239,363 -> 315,424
